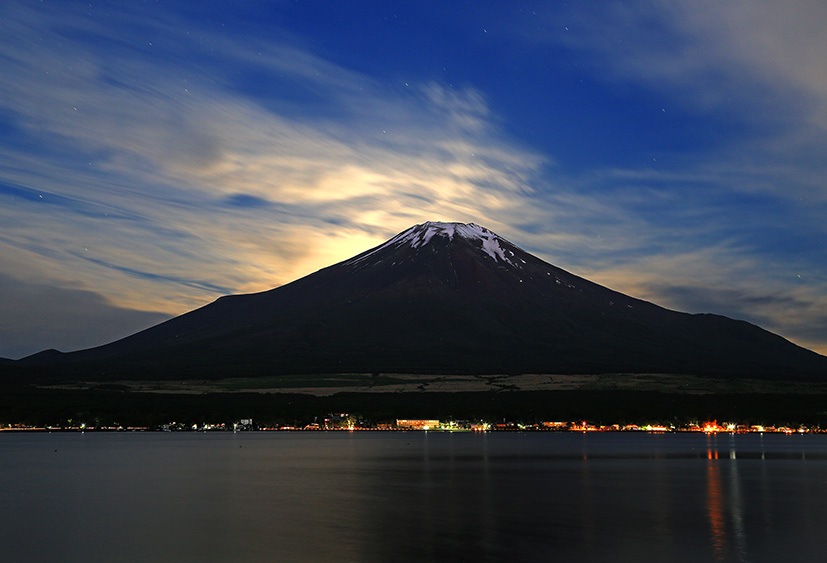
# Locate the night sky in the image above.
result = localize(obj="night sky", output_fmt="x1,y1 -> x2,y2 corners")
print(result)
1,1 -> 825,359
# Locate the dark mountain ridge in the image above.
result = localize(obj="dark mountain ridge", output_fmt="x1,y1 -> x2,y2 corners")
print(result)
15,221 -> 827,381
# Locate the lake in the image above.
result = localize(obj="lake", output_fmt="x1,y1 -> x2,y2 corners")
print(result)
2,431 -> 826,562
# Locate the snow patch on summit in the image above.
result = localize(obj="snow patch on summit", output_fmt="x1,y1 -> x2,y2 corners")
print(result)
420,222 -> 518,266
346,221 -> 519,267
474,229 -> 514,266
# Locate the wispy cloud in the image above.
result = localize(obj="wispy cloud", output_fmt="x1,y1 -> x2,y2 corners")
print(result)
0,1 -> 825,358
533,1 -> 827,119
0,273 -> 170,358
0,1 -> 550,356
493,1 -> 827,353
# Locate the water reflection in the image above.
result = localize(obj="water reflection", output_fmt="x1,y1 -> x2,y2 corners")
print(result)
3,432 -> 827,562
706,455 -> 729,561
704,434 -> 771,563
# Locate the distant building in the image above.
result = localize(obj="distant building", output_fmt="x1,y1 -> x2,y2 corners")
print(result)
324,413 -> 357,429
233,419 -> 253,431
396,419 -> 440,430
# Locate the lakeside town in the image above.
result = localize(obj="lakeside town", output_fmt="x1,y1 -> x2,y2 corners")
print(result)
3,414 -> 826,434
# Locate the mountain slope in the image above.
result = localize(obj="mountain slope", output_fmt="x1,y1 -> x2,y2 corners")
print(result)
18,221 -> 827,380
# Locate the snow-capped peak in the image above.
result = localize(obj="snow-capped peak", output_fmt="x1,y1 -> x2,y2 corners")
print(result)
397,221 -> 493,248
347,221 -> 520,266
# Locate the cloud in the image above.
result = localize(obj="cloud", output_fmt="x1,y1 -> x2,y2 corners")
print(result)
531,1 -> 827,119
0,273 -> 170,359
653,282 -> 827,356
0,1 -> 548,349
510,1 -> 827,202
582,246 -> 827,356
0,0 -> 824,358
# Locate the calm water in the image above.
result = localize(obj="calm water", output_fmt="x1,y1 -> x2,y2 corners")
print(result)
2,431 -> 826,562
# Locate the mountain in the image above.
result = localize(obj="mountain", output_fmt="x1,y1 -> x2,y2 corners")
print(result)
16,221 -> 827,380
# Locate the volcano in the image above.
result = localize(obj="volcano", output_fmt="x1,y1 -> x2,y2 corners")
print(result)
17,221 -> 827,380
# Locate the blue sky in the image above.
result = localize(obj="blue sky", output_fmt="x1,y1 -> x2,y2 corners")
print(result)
1,0 -> 825,359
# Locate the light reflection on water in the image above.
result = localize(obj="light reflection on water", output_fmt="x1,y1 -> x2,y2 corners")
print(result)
706,455 -> 728,561
1,432 -> 827,562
